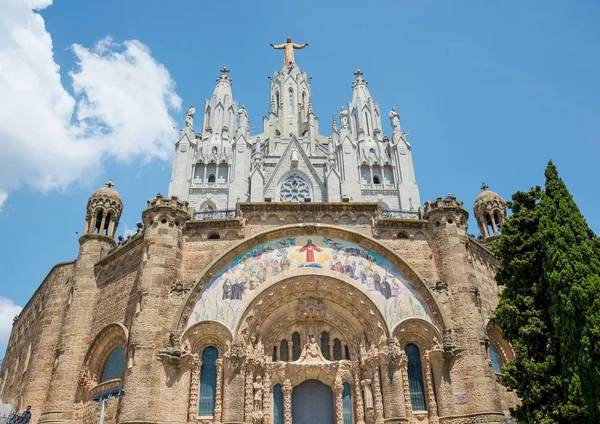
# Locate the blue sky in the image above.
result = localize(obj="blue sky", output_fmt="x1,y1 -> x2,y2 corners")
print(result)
0,0 -> 598,355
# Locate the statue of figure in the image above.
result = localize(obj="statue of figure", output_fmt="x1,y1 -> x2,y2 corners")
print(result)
254,375 -> 263,412
291,149 -> 299,162
361,375 -> 374,409
340,106 -> 349,129
239,105 -> 249,132
389,107 -> 400,132
270,37 -> 309,65
297,334 -> 328,363
185,104 -> 195,128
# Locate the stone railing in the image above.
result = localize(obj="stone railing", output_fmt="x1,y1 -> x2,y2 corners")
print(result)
194,209 -> 237,221
361,183 -> 397,190
380,209 -> 420,220
191,181 -> 229,189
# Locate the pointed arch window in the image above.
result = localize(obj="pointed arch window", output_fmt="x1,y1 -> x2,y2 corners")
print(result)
276,92 -> 280,116
272,346 -> 278,362
288,88 -> 294,115
273,384 -> 283,424
342,382 -> 353,424
208,174 -> 216,183
100,346 -> 125,383
292,332 -> 301,361
302,92 -> 306,111
365,112 -> 370,135
280,340 -> 289,362
333,339 -> 342,360
405,344 -> 426,411
198,346 -> 218,416
321,332 -> 330,360
344,345 -> 351,360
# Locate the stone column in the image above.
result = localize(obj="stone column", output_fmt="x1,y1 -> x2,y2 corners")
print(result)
354,367 -> 365,424
282,379 -> 293,424
262,372 -> 272,424
334,377 -> 344,424
214,358 -> 224,423
329,342 -> 334,360
222,361 -> 246,424
401,353 -> 414,420
245,367 -> 254,422
379,352 -> 406,420
423,351 -> 439,424
372,364 -> 384,424
189,357 -> 202,422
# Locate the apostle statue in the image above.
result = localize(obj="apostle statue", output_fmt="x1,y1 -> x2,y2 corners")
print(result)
185,104 -> 195,128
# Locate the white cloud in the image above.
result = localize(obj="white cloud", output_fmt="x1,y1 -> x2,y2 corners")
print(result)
0,297 -> 22,355
0,190 -> 7,212
0,1 -> 181,207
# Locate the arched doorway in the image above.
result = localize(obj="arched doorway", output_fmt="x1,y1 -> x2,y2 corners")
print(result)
292,380 -> 334,424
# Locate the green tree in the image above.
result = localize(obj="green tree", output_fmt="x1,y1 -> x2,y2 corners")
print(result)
493,161 -> 600,423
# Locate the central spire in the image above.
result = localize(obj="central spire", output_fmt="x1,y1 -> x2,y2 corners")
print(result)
269,37 -> 309,65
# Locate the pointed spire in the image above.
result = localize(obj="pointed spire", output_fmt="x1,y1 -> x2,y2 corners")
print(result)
332,115 -> 338,133
307,97 -> 314,115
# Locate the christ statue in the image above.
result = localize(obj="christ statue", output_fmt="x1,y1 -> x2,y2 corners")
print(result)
270,37 -> 309,65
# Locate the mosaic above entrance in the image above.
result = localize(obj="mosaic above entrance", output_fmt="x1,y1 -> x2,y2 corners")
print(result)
187,236 -> 432,332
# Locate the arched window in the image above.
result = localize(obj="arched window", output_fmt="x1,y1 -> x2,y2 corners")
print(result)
494,211 -> 502,231
321,332 -> 330,360
280,340 -> 289,362
288,88 -> 294,115
333,339 -> 342,360
490,344 -> 503,374
352,110 -> 359,135
272,346 -> 278,362
95,211 -> 103,233
199,346 -> 218,416
208,174 -> 216,183
100,346 -> 125,383
373,175 -> 381,185
273,384 -> 283,424
365,112 -> 370,135
342,382 -> 353,424
206,108 -> 211,126
292,332 -> 301,361
344,345 -> 351,360
103,213 -> 111,235
405,344 -> 426,411
302,92 -> 306,110
276,92 -> 280,115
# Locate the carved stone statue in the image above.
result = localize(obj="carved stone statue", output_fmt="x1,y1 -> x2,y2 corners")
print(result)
389,107 -> 400,132
297,334 -> 328,363
254,375 -> 263,412
270,37 -> 309,65
185,104 -> 195,128
340,107 -> 349,129
239,106 -> 249,132
361,376 -> 374,409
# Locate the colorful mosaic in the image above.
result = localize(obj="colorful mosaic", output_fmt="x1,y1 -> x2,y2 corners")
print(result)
187,236 -> 432,332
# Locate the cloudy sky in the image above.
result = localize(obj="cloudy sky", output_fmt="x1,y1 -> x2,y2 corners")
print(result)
0,0 -> 599,355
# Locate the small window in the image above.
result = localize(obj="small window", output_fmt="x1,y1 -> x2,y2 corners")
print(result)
273,384 -> 283,424
333,339 -> 342,360
490,344 -> 503,374
208,233 -> 220,240
342,382 -> 353,424
288,88 -> 294,115
365,112 -> 370,135
280,340 -> 289,362
302,92 -> 306,110
373,176 -> 381,185
272,346 -> 278,362
100,346 -> 125,383
292,332 -> 301,361
276,92 -> 280,115
321,332 -> 330,360
344,345 -> 351,360
208,174 -> 216,183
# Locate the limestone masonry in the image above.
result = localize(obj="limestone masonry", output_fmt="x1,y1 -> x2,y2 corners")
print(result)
0,45 -> 517,424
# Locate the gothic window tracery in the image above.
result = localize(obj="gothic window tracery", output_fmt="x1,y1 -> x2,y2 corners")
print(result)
100,346 -> 125,383
280,175 -> 310,202
198,346 -> 218,416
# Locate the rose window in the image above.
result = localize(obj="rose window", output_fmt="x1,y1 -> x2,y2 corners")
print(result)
280,175 -> 310,202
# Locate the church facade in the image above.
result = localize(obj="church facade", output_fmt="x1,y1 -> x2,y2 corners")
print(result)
0,42 -> 517,424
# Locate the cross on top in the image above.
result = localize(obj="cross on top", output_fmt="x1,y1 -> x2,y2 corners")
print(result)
354,69 -> 364,78
480,182 -> 489,191
220,66 -> 230,75
105,179 -> 115,188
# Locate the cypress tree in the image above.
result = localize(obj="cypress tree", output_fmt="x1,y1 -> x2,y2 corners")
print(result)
493,161 -> 600,423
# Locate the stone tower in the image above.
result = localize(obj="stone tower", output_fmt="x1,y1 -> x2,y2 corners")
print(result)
473,184 -> 507,242
40,181 -> 122,423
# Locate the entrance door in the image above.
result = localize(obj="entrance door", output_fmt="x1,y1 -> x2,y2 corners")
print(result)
292,380 -> 334,424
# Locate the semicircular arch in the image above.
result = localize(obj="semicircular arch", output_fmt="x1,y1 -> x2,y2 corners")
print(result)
174,225 -> 447,336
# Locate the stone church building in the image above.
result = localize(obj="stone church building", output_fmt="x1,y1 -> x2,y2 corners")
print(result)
0,41 -> 517,424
